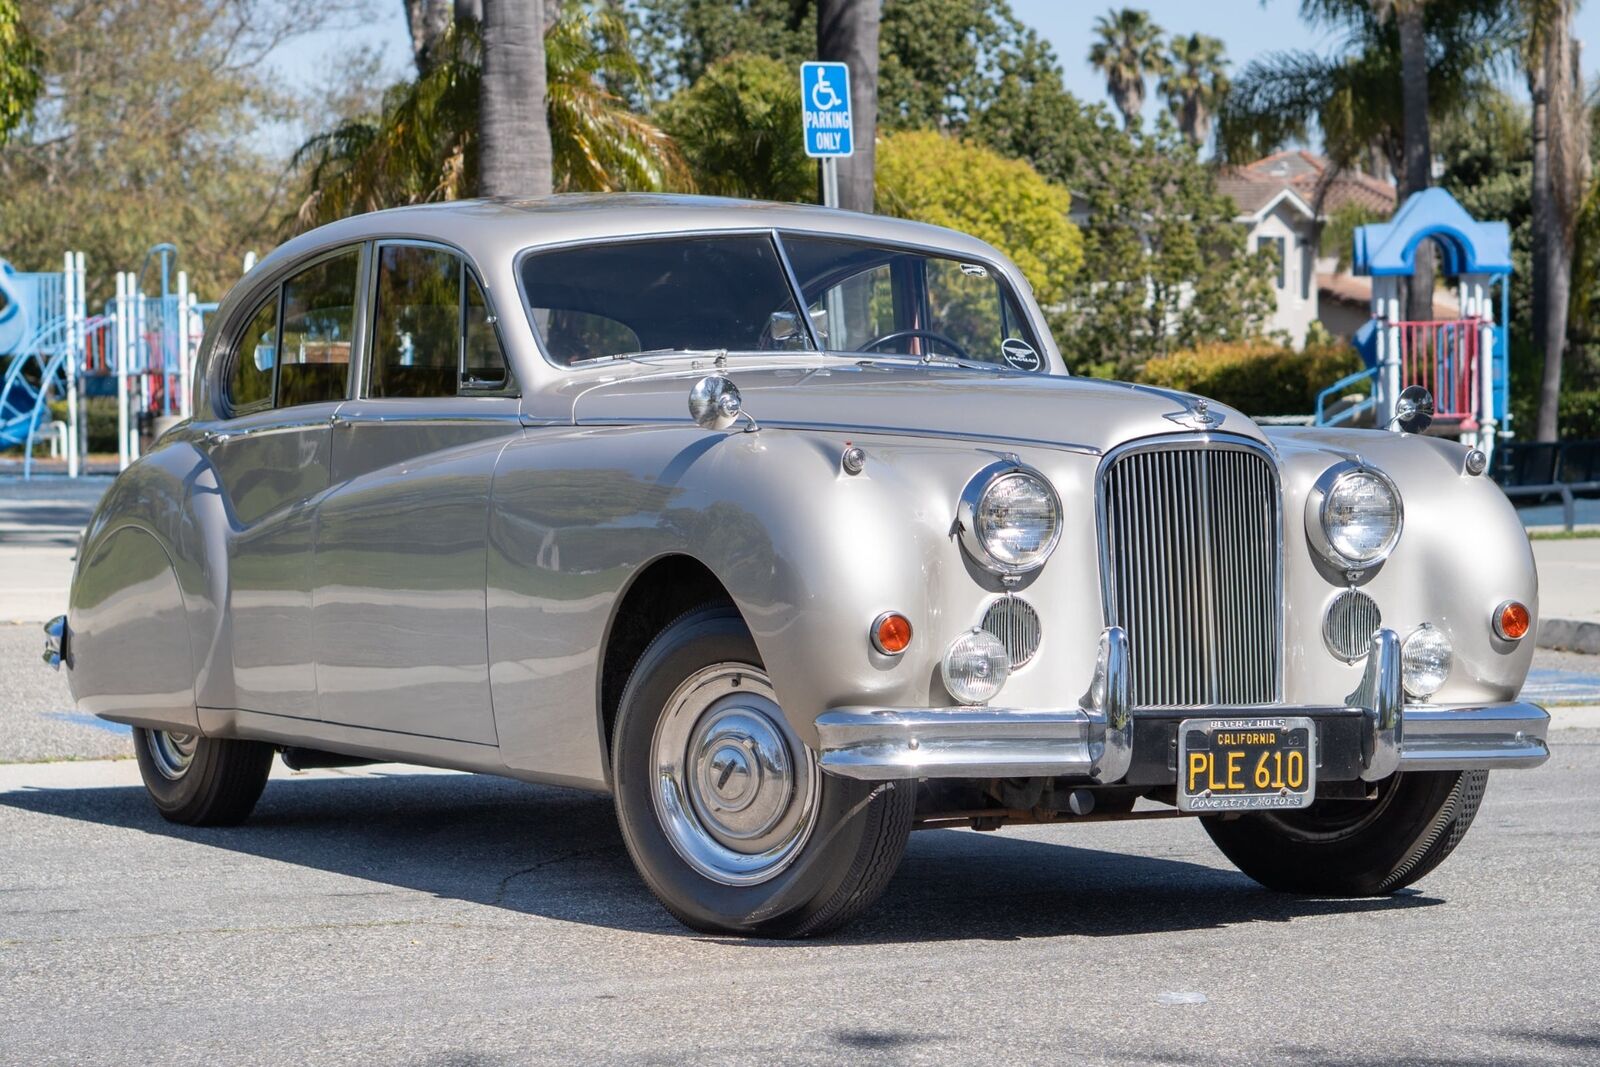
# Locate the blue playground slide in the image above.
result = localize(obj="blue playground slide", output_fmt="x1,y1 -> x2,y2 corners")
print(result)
0,257 -> 71,468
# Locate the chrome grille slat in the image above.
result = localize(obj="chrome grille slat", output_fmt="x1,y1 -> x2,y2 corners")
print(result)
981,595 -> 1042,668
1100,439 -> 1281,707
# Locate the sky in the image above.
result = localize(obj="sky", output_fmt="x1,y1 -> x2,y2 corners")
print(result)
269,1 -> 1600,148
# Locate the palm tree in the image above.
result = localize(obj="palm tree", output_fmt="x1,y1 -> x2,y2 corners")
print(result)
1088,8 -> 1167,130
816,0 -> 881,213
1523,0 -> 1590,440
480,0 -> 553,197
1368,0 -> 1436,320
1158,32 -> 1229,147
292,6 -> 687,230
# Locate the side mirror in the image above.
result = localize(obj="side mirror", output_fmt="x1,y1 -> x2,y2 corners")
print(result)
688,374 -> 745,431
1394,385 -> 1434,434
768,310 -> 802,345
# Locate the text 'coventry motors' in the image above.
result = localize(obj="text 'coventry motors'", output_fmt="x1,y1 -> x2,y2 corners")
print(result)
46,194 -> 1549,937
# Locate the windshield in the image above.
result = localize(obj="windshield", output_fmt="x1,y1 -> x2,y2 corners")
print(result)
519,231 -> 1047,371
521,234 -> 811,365
780,235 -> 1045,371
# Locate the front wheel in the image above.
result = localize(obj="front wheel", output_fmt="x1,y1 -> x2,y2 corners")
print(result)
611,605 -> 913,937
133,727 -> 275,826
1202,770 -> 1490,896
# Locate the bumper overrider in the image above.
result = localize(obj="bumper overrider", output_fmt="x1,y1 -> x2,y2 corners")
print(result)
817,627 -> 1550,782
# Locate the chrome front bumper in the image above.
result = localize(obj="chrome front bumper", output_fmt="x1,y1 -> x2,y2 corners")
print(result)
816,627 -> 1550,782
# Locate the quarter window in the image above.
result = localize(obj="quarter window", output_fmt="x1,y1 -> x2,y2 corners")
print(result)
227,294 -> 277,416
371,245 -> 510,397
277,250 -> 359,408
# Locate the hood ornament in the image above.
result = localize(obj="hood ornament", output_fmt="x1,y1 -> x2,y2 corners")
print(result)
1164,396 -> 1224,431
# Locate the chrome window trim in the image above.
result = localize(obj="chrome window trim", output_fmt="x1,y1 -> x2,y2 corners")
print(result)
1093,432 -> 1286,705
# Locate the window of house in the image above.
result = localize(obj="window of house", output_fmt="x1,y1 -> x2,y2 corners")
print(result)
1257,236 -> 1286,290
370,244 -> 511,398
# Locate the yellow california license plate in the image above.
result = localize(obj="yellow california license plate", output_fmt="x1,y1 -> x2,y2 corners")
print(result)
1177,717 -> 1316,812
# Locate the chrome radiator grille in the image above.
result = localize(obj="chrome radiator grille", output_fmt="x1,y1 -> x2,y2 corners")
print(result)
1099,440 -> 1281,707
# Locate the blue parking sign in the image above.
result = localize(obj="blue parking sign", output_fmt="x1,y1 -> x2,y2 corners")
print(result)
801,62 -> 853,158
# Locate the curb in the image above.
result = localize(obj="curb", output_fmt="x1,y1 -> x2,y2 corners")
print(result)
1538,617 -> 1600,655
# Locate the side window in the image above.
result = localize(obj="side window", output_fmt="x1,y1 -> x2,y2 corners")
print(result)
371,245 -> 513,397
463,273 -> 509,390
227,293 -> 277,416
371,245 -> 462,398
278,250 -> 359,408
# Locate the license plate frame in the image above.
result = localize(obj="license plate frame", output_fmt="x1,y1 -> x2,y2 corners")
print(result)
1176,716 -> 1317,813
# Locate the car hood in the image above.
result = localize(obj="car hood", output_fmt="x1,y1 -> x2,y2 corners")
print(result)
564,362 -> 1265,454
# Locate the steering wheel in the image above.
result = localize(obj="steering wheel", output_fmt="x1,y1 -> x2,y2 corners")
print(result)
860,329 -> 971,362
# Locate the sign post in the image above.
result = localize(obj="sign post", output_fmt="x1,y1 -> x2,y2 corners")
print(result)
801,61 -> 853,209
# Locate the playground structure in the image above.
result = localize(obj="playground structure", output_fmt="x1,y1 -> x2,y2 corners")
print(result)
1315,188 -> 1513,459
0,245 -> 214,477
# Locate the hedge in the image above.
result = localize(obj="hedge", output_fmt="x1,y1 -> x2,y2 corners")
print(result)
1134,340 -> 1366,417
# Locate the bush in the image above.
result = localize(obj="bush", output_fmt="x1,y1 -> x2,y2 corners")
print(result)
47,395 -> 119,453
1551,389 -> 1600,439
1135,340 -> 1366,417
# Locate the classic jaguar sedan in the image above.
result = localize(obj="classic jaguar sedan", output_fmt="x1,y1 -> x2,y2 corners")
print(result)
49,195 -> 1549,937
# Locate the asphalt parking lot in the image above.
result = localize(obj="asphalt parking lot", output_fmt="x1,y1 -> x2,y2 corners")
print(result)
3,474 -> 1600,1065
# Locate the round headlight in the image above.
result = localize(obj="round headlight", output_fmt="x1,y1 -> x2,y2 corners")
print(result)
959,463 -> 1062,574
1401,624 -> 1452,699
1311,466 -> 1402,569
941,628 -> 1011,705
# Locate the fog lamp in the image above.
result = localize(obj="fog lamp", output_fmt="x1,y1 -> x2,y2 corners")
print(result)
941,628 -> 1010,705
1401,624 -> 1453,700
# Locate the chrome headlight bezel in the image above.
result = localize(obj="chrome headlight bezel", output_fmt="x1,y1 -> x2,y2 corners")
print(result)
956,460 -> 1063,576
1305,462 -> 1404,572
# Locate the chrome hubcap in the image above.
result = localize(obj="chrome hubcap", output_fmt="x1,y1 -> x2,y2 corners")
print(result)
146,730 -> 198,781
651,665 -> 819,886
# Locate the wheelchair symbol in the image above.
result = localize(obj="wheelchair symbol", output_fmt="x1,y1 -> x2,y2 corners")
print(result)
810,73 -> 843,111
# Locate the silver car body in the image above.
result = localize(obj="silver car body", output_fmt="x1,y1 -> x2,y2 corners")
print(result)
57,195 -> 1548,792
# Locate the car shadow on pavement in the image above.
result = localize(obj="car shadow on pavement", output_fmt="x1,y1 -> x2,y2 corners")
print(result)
0,770 -> 1440,942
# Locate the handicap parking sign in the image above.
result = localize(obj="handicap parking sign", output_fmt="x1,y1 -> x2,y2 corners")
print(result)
801,62 -> 853,158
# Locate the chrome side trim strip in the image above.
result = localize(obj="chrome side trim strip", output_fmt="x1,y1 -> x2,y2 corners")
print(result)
569,416 -> 1102,455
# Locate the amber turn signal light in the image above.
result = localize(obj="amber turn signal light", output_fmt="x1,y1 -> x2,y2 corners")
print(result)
1493,600 -> 1530,641
871,612 -> 913,655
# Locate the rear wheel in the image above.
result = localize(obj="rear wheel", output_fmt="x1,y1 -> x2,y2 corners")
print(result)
133,727 -> 274,826
611,605 -> 913,937
1202,770 -> 1490,895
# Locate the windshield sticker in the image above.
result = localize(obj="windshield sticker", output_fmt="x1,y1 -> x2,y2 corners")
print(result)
1000,337 -> 1041,371
959,263 -> 989,278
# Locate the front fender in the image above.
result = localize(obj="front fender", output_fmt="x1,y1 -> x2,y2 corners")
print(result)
1268,426 -> 1536,705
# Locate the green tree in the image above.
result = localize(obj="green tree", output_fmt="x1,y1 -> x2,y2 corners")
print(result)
1087,7 -> 1167,130
875,130 -> 1082,312
627,0 -> 812,97
295,6 -> 686,229
1068,127 -> 1276,375
1158,32 -> 1228,148
0,0 -> 361,300
657,54 -> 813,201
1523,0 -> 1589,440
1219,0 -> 1514,180
0,0 -> 41,145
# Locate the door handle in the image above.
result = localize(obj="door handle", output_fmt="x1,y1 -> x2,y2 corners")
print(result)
202,430 -> 231,446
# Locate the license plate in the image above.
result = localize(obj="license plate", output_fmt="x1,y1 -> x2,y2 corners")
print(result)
1177,716 -> 1316,812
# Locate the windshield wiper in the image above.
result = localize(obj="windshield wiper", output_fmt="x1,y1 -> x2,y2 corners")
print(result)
567,347 -> 726,367
844,351 -> 1006,373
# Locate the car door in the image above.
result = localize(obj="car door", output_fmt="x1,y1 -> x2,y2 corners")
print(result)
201,246 -> 362,718
312,241 -> 519,744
